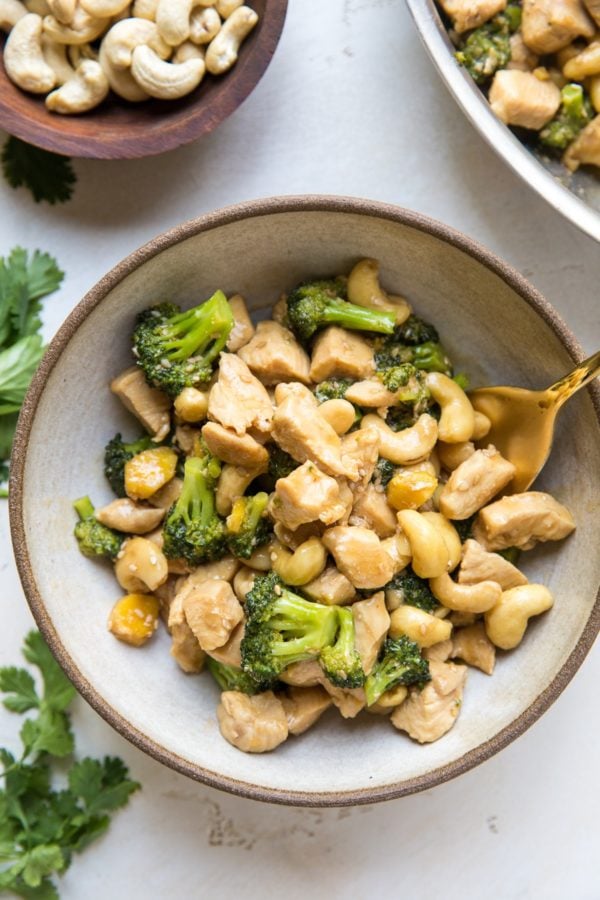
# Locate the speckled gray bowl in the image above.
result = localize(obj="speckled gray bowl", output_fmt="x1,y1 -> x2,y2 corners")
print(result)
9,196 -> 600,806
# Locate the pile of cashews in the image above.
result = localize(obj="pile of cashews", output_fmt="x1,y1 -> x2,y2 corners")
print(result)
0,0 -> 258,114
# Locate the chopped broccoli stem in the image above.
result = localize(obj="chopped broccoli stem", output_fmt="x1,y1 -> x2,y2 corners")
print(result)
539,83 -> 593,151
162,454 -> 226,565
206,657 -> 269,695
104,432 -> 154,497
241,572 -> 339,685
413,341 -> 452,374
384,568 -> 438,613
364,636 -> 430,706
377,362 -> 415,393
286,280 -> 395,343
226,492 -> 271,559
132,290 -> 234,396
455,4 -> 521,85
314,378 -> 353,402
73,495 -> 123,560
320,607 -> 365,689
453,372 -> 470,391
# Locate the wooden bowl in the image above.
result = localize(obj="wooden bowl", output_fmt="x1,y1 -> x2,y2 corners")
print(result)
9,197 -> 600,805
0,1 -> 287,160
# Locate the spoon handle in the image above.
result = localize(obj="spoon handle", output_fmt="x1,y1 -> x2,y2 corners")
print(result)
547,350 -> 600,407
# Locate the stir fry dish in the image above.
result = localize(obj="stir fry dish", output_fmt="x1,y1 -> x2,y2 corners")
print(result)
73,259 -> 575,753
439,0 -> 600,171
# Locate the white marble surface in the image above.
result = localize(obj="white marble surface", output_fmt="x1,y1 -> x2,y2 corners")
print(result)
0,1 -> 598,897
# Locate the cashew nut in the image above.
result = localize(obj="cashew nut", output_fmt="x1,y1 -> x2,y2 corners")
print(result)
131,43 -> 204,98
172,39 -> 204,62
43,7 -> 108,43
389,604 -> 452,648
42,34 -> 75,82
232,565 -> 256,602
46,58 -> 109,112
4,14 -> 56,92
421,511 -> 462,572
361,413 -> 438,465
101,16 -> 169,68
484,584 -> 553,650
270,537 -> 327,586
425,372 -> 475,443
346,258 -> 412,325
24,0 -> 49,14
437,439 -> 475,472
96,498 -> 165,534
429,572 -> 502,614
156,0 -> 216,46
317,398 -> 356,435
245,542 -> 273,572
215,0 -> 241,16
81,0 -> 129,17
472,410 -> 491,440
205,3 -> 256,74
0,0 -> 26,32
132,0 -> 155,18
215,461 -> 267,517
189,5 -> 220,43
98,40 -> 148,99
396,509 -> 449,579
67,39 -> 96,66
115,537 -> 169,593
46,0 -> 74,23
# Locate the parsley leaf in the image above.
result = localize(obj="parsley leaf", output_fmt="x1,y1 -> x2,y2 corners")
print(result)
0,631 -> 140,898
1,138 -> 76,206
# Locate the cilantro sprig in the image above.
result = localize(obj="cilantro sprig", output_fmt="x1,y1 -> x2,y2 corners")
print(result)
0,248 -> 63,494
1,138 -> 76,206
0,631 -> 140,899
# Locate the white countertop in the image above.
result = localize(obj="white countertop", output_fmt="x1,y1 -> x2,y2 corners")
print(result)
1,1 -> 598,897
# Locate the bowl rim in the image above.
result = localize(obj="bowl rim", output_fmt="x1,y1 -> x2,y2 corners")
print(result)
406,0 -> 600,245
0,0 -> 288,160
9,195 -> 600,807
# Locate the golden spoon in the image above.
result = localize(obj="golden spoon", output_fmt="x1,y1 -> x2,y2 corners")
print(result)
468,351 -> 600,494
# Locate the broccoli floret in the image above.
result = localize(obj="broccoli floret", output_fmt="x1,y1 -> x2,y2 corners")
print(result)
267,444 -> 299,481
453,372 -> 470,391
377,362 -> 415,393
225,492 -> 271,559
392,315 -> 440,346
384,568 -> 437,613
365,635 -> 431,706
413,341 -> 452,374
314,378 -> 353,402
455,4 -> 521,85
73,496 -> 123,560
319,607 -> 365,689
539,83 -> 593,151
385,405 -> 418,432
372,457 -> 395,488
206,656 -> 269,695
132,291 -> 234,396
241,572 -> 339,685
103,432 -> 154,497
162,454 -> 226,565
286,280 -> 395,344
375,334 -> 452,376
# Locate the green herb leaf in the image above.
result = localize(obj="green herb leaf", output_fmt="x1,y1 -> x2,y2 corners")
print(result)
22,631 -> 76,713
2,137 -> 76,206
0,335 -> 45,407
0,667 -> 39,713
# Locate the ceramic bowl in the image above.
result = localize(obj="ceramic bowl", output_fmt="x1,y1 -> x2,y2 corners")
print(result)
9,196 -> 600,806
0,1 -> 287,160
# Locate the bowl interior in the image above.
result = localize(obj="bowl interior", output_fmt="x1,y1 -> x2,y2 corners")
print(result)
13,201 -> 600,804
0,0 -> 286,159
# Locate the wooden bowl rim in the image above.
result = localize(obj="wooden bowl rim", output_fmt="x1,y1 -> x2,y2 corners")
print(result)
0,1 -> 288,160
9,195 -> 600,806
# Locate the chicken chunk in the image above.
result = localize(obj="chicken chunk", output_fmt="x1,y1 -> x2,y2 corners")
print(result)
146,477 -> 183,511
391,660 -> 467,743
352,591 -> 391,674
344,379 -> 398,408
208,353 -> 273,437
439,446 -> 515,520
110,366 -> 171,441
309,326 -> 375,382
302,565 -> 356,606
349,483 -> 397,538
270,461 -> 350,531
322,526 -> 397,590
473,491 -> 576,551
564,114 -> 600,171
583,0 -> 600,23
322,683 -> 366,719
458,538 -> 527,589
167,594 -> 205,673
96,498 -> 164,534
237,320 -> 311,385
281,686 -> 332,735
217,691 -> 289,753
176,556 -> 240,598
451,623 -> 495,675
279,658 -> 324,687
216,461 -> 268,517
202,421 -> 269,469
181,579 -> 244,652
423,639 -> 453,662
340,427 -> 380,488
272,390 -> 357,480
506,32 -> 539,70
206,621 -> 244,667
489,70 -> 561,130
226,294 -> 255,352
521,0 -> 594,53
438,0 -> 506,32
